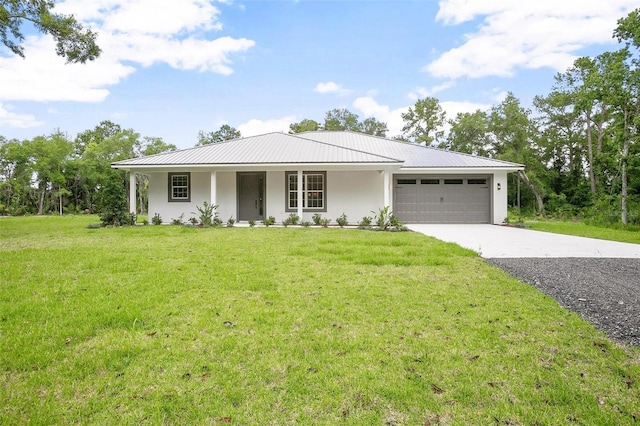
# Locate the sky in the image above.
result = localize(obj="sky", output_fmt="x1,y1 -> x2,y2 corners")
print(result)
0,0 -> 637,150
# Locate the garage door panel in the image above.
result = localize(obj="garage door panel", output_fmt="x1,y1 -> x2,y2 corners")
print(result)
393,176 -> 490,224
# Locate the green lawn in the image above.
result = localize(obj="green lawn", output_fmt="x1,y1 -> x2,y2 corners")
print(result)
1,216 -> 638,424
524,220 -> 640,244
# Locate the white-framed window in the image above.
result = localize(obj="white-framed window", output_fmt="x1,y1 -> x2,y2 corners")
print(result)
285,171 -> 326,212
168,172 -> 190,202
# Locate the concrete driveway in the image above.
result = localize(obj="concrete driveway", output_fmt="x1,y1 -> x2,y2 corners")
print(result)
407,224 -> 640,258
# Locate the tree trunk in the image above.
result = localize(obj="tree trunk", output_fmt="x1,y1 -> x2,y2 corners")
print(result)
584,112 -> 597,197
518,170 -> 545,217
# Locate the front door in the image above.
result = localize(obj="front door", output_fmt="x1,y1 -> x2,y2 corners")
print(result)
237,172 -> 265,221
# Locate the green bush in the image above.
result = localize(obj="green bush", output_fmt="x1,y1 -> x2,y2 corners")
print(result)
312,213 -> 322,225
192,201 -> 219,228
151,213 -> 162,225
97,176 -> 132,226
262,216 -> 276,227
336,213 -> 348,228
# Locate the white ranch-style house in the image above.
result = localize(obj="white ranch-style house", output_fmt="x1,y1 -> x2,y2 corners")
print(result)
112,131 -> 524,225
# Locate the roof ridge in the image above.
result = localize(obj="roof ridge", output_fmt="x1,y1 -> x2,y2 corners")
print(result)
293,131 -> 403,163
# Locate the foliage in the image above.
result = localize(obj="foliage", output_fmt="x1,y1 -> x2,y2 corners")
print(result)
226,216 -> 235,227
282,212 -> 300,227
0,0 -> 101,63
97,174 -> 131,226
1,216 -> 639,425
170,214 -> 184,226
262,216 -> 276,227
289,119 -> 319,134
319,217 -> 330,228
336,213 -> 348,227
401,97 -> 446,145
301,220 -> 311,227
151,213 -> 162,225
312,213 -> 322,225
196,125 -> 241,146
358,216 -> 372,229
248,219 -> 256,227
372,206 -> 404,231
192,201 -> 218,228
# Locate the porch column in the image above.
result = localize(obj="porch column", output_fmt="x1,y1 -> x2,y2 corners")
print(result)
210,171 -> 217,206
297,170 -> 303,218
129,172 -> 136,214
383,170 -> 391,208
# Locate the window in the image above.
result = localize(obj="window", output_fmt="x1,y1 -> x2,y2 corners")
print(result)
420,179 -> 440,185
444,179 -> 463,185
168,172 -> 190,202
286,171 -> 326,212
468,178 -> 487,185
397,179 -> 417,185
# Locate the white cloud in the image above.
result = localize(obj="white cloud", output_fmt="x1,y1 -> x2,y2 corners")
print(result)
426,0 -> 638,79
314,81 -> 351,95
0,103 -> 44,128
352,96 -> 408,138
0,0 -> 255,109
237,116 -> 297,137
408,81 -> 456,100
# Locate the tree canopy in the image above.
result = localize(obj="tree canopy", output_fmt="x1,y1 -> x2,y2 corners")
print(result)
197,125 -> 241,146
0,0 -> 100,63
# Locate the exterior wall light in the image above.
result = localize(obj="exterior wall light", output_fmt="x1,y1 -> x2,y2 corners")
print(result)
497,183 -> 502,190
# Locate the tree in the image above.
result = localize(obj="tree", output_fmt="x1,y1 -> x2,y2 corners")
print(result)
444,110 -> 490,156
360,117 -> 388,137
197,125 -> 241,146
324,108 -> 362,132
289,119 -> 319,134
401,97 -> 446,145
0,0 -> 100,63
489,93 -> 546,215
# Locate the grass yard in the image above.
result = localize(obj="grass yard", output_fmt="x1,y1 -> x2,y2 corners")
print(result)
1,216 -> 639,425
524,220 -> 640,244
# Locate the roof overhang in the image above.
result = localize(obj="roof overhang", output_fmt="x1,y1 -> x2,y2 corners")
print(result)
112,162 -> 404,173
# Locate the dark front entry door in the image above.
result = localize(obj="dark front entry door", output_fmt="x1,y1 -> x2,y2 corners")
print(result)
238,172 -> 265,221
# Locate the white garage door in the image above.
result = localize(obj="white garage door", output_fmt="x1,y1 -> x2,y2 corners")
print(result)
393,176 -> 491,223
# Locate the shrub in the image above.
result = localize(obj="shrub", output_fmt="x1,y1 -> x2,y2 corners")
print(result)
262,216 -> 276,227
151,213 -> 162,225
227,216 -> 235,227
358,216 -> 372,229
248,219 -> 256,227
97,176 -> 131,226
319,218 -> 330,228
301,220 -> 311,228
142,219 -> 149,226
282,213 -> 300,227
372,206 -> 405,231
171,213 -> 184,225
336,213 -> 348,228
192,201 -> 219,228
312,213 -> 322,225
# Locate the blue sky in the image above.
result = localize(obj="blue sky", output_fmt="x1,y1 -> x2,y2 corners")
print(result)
0,0 -> 637,149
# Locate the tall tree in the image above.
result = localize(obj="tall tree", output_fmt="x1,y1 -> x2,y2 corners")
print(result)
0,0 -> 100,62
197,125 -> 241,146
489,93 -> 546,215
444,110 -> 490,156
324,108 -> 361,132
289,119 -> 319,134
401,97 -> 446,145
360,117 -> 388,137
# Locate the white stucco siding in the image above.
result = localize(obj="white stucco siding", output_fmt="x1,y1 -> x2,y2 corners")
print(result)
492,170 -> 508,224
147,172 -> 207,223
264,170 -> 383,223
215,172 -> 236,222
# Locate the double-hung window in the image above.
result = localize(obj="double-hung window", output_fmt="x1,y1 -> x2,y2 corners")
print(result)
168,172 -> 190,202
286,171 -> 326,212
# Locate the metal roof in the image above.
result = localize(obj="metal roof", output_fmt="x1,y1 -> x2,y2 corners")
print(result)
112,131 -> 524,169
113,132 -> 400,167
300,131 -> 523,168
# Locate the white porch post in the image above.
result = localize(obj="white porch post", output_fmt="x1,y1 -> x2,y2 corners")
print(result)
129,172 -> 136,214
383,170 -> 391,209
297,170 -> 303,218
210,171 -> 217,206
